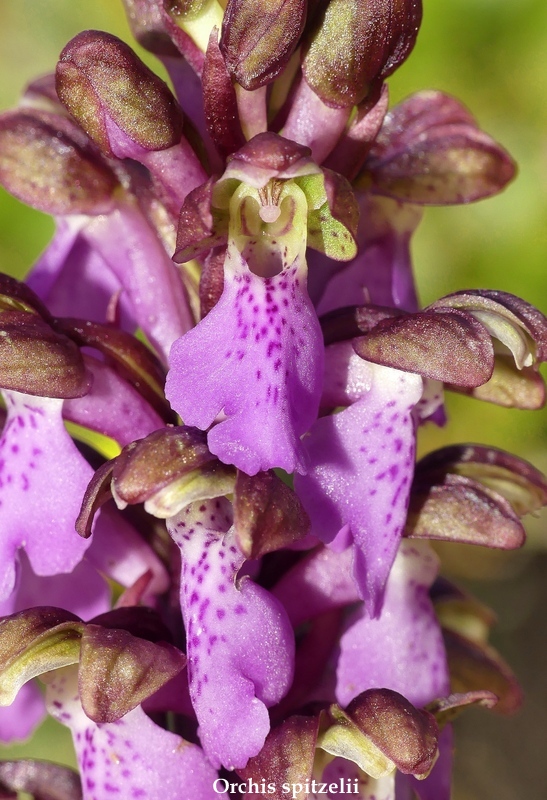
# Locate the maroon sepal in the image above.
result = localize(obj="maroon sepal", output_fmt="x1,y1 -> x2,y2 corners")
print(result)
199,246 -> 226,317
416,444 -> 547,517
174,177 -> 228,263
56,31 -> 184,157
361,90 -> 516,204
430,290 -> 547,361
407,474 -> 525,550
233,469 -> 311,559
323,688 -> 438,778
320,304 -> 402,346
120,0 -> 181,57
0,310 -> 90,399
78,622 -> 185,722
237,715 -> 320,800
54,318 -> 173,422
451,356 -> 546,409
352,309 -> 494,386
202,29 -> 246,160
221,0 -> 307,91
302,0 -> 422,108
111,426 -> 220,506
426,690 -> 498,730
75,459 -> 116,538
442,628 -> 523,715
0,273 -> 53,322
324,82 -> 390,181
0,109 -> 118,215
0,606 -> 186,724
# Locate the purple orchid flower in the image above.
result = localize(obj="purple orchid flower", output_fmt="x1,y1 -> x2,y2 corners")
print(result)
167,497 -> 294,769
166,133 -> 358,475
295,344 -> 424,613
336,540 -> 449,708
0,391 -> 93,600
0,42 -> 204,363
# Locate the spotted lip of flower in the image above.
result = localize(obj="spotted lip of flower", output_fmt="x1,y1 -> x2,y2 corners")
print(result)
79,427 -> 307,770
166,131 -> 359,476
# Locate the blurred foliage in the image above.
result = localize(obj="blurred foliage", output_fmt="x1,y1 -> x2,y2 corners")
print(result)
0,1 -> 546,798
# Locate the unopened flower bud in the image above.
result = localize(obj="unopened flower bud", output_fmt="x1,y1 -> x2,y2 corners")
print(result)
56,31 -> 184,159
220,0 -> 307,90
303,0 -> 422,108
0,109 -> 118,215
0,310 -> 90,398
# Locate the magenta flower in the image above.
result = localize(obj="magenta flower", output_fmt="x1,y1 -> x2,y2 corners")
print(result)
296,346 -> 423,612
0,391 -> 92,600
168,498 -> 294,769
166,133 -> 358,474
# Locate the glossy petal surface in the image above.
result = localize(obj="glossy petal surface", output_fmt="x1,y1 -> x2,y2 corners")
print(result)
336,541 -> 449,707
167,244 -> 322,474
167,499 -> 294,769
46,667 -> 218,800
0,392 -> 91,600
296,356 -> 422,613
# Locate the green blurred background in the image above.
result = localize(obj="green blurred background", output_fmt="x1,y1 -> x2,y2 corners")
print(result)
1,1 -> 547,798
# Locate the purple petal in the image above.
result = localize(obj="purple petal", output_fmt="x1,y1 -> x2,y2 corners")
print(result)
0,392 -> 91,600
295,357 -> 423,614
82,205 -> 194,361
166,244 -> 323,474
272,545 -> 360,627
26,217 -> 86,302
281,77 -> 351,163
141,140 -> 207,218
86,504 -> 169,597
316,195 -> 422,315
336,541 -> 449,708
0,682 -> 44,744
15,555 -> 110,622
27,219 -> 132,325
321,342 -> 375,410
63,358 -> 164,447
167,500 -> 294,770
162,54 -> 223,171
46,667 -> 218,800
